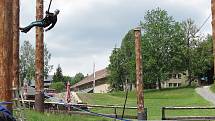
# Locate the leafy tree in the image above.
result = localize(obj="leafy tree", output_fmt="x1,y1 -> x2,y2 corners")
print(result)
50,82 -> 65,92
52,64 -> 64,83
63,76 -> 73,84
108,48 -> 125,91
19,40 -> 53,85
71,73 -> 84,85
181,18 -> 199,85
120,30 -> 136,84
190,35 -> 213,82
44,44 -> 53,78
20,41 -> 35,85
140,8 -> 186,89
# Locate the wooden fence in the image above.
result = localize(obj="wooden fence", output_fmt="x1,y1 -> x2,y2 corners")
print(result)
162,106 -> 215,120
20,100 -> 139,119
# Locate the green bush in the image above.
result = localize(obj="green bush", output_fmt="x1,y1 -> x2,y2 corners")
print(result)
50,82 -> 65,92
210,82 -> 215,93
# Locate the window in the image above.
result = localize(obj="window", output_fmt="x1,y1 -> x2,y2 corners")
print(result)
173,74 -> 177,79
173,83 -> 177,87
169,83 -> 173,87
178,74 -> 182,79
178,83 -> 181,87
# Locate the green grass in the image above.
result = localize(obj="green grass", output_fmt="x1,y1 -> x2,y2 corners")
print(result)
24,110 -> 109,121
210,83 -> 215,93
78,87 -> 215,120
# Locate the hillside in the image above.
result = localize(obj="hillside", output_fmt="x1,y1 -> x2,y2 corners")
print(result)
78,87 -> 215,120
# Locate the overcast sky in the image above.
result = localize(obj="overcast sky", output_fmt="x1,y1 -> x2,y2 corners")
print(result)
20,0 -> 212,77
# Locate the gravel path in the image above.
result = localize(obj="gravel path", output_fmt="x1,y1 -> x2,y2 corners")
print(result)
195,86 -> 215,105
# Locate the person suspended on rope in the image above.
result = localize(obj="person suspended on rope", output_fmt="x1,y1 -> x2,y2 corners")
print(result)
20,9 -> 60,33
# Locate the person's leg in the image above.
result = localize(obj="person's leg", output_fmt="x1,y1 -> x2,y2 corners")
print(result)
20,20 -> 44,33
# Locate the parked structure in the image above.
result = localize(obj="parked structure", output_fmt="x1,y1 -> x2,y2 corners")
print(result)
71,68 -> 110,93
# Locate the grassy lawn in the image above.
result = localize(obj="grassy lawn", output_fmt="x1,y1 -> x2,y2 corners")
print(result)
210,83 -> 215,93
78,87 -> 215,120
24,110 -> 110,121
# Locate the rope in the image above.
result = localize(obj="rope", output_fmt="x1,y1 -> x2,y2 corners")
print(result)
122,82 -> 129,119
197,13 -> 211,33
66,104 -> 132,121
47,0 -> 53,12
44,94 -> 131,121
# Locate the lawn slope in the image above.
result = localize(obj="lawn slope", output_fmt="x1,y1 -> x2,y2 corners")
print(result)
78,87 -> 214,120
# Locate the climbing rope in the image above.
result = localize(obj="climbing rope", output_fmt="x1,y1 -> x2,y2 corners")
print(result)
47,0 -> 53,13
65,103 -> 132,121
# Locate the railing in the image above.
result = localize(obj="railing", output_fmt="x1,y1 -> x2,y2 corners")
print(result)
162,106 -> 215,120
20,100 -> 141,119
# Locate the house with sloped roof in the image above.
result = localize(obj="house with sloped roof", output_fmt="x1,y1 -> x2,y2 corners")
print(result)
71,68 -> 110,93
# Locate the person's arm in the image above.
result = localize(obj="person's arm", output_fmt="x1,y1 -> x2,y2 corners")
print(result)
45,11 -> 54,18
45,20 -> 57,32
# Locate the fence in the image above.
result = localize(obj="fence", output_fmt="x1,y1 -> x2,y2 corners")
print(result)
162,106 -> 215,120
21,100 -> 141,120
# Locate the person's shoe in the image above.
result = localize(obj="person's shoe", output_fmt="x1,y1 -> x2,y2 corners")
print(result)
19,27 -> 24,30
21,30 -> 27,33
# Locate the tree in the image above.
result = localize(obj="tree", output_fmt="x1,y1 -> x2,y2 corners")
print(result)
52,65 -> 64,83
108,8 -> 186,90
108,48 -> 125,91
71,73 -> 84,85
20,41 -> 35,85
190,35 -> 213,83
181,18 -> 199,86
19,40 -> 53,85
44,44 -> 53,78
120,30 -> 136,84
140,8 -> 186,89
63,76 -> 72,84
50,82 -> 65,92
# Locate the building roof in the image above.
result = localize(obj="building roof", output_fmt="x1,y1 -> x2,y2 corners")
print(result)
71,68 -> 108,88
30,75 -> 53,87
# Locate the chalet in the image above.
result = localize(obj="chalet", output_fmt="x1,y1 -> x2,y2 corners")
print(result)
161,73 -> 187,88
71,68 -> 110,93
71,68 -> 200,93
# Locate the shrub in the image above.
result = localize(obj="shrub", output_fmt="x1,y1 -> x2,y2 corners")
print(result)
50,82 -> 65,92
210,82 -> 215,93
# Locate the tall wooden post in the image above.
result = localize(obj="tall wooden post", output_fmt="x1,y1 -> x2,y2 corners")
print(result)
212,0 -> 215,77
35,0 -> 44,112
12,0 -> 20,93
134,28 -> 146,120
0,0 -> 13,111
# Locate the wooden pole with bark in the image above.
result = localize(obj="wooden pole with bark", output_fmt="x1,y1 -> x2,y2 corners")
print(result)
12,0 -> 20,94
134,28 -> 147,120
35,0 -> 44,112
0,0 -> 14,111
212,0 -> 215,78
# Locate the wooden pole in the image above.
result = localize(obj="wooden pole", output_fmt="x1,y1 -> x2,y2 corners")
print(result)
35,0 -> 44,112
0,0 -> 13,111
12,0 -> 20,93
134,28 -> 146,120
211,0 -> 215,77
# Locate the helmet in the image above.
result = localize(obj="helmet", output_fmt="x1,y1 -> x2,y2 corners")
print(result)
54,9 -> 60,15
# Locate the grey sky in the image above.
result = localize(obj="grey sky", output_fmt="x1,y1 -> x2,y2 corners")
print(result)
20,0 -> 212,76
